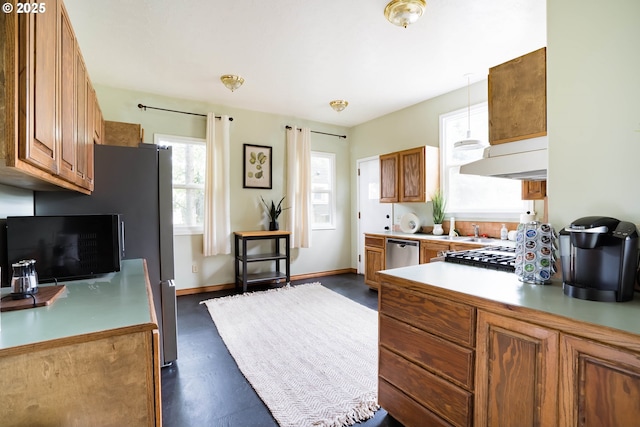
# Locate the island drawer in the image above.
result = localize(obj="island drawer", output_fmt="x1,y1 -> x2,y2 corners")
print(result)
379,379 -> 455,427
380,282 -> 476,347
379,347 -> 472,427
379,314 -> 475,390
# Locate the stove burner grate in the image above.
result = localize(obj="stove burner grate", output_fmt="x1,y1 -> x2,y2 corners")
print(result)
444,246 -> 516,273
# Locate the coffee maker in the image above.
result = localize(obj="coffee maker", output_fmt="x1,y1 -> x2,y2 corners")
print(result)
559,216 -> 639,302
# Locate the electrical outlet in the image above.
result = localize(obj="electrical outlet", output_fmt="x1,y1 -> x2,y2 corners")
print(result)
192,264 -> 198,273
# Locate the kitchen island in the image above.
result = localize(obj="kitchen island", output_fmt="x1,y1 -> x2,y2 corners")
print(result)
0,259 -> 161,427
379,262 -> 640,427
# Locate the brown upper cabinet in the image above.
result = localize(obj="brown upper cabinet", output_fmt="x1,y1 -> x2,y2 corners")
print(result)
380,146 -> 439,203
488,47 -> 547,145
0,0 -> 101,194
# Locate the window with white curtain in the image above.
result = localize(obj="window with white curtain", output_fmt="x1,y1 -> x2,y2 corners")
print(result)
311,151 -> 336,229
154,134 -> 206,234
440,103 -> 531,219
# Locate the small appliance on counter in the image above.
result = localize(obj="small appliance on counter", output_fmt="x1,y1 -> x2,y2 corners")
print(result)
559,216 -> 639,302
514,222 -> 558,285
10,259 -> 38,299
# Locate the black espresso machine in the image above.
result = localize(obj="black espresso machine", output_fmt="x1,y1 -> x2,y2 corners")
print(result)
559,216 -> 639,302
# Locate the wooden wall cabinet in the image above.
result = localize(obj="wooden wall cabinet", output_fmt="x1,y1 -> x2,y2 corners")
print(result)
380,146 -> 439,203
488,47 -> 547,145
0,0 -> 102,194
364,235 -> 385,290
522,179 -> 546,200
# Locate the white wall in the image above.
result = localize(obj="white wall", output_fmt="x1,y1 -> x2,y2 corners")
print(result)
95,85 -> 352,290
0,184 -> 33,218
348,81 -> 488,267
547,0 -> 640,228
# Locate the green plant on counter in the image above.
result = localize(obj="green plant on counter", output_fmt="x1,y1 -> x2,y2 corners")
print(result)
431,189 -> 446,224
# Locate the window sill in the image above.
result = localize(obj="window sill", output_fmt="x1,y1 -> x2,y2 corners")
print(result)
173,226 -> 203,236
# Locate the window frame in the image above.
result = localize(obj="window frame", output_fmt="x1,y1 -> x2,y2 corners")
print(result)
310,150 -> 337,230
439,103 -> 532,220
154,133 -> 206,235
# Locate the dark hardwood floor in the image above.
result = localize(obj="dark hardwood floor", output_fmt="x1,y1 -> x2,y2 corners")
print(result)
161,273 -> 403,427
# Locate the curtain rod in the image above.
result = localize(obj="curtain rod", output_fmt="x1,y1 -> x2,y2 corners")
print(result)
137,104 -> 234,121
285,125 -> 346,139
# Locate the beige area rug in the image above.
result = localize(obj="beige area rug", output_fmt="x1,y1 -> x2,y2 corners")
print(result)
201,283 -> 379,427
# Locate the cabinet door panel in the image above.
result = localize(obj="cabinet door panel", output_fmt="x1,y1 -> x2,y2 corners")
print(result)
489,47 -> 546,144
58,7 -> 75,181
364,246 -> 384,289
560,334 -> 640,427
19,0 -> 59,172
399,147 -> 424,202
475,311 -> 558,427
420,241 -> 450,264
75,51 -> 87,186
379,153 -> 398,203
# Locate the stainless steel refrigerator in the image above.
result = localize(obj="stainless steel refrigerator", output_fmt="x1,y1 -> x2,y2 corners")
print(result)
34,144 -> 178,366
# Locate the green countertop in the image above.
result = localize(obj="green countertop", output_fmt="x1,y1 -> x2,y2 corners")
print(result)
0,259 -> 156,352
380,262 -> 640,337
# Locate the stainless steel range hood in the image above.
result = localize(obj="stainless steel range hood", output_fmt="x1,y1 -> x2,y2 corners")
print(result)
459,136 -> 548,180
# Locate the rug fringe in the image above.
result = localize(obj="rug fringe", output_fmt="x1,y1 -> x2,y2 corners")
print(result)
199,282 -> 322,305
312,399 -> 380,427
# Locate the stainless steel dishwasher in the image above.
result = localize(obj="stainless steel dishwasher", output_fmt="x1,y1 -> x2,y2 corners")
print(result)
385,238 -> 420,269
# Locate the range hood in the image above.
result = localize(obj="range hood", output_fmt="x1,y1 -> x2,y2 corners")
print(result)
459,136 -> 548,180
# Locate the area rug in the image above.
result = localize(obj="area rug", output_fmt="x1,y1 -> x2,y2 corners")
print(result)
201,283 -> 379,427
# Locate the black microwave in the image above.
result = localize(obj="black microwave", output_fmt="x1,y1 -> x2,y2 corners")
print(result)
6,214 -> 123,283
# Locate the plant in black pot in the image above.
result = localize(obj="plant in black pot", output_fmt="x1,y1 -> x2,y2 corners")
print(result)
261,196 -> 289,231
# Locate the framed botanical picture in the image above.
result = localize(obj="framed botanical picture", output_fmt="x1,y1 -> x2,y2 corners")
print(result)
243,144 -> 272,189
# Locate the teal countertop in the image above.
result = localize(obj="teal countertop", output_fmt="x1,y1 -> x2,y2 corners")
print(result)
0,259 -> 156,352
381,262 -> 640,337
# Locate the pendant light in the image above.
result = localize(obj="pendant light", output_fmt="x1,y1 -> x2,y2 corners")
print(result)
454,75 -> 488,151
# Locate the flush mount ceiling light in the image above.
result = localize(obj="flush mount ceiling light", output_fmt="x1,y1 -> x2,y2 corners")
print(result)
329,100 -> 349,112
454,75 -> 489,151
384,0 -> 427,28
220,74 -> 244,92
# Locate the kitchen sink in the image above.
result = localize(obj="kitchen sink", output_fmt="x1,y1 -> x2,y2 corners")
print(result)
465,237 -> 499,244
429,235 -> 473,241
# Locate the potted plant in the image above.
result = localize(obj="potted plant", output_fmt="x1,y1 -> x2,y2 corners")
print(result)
431,189 -> 446,235
261,196 -> 288,231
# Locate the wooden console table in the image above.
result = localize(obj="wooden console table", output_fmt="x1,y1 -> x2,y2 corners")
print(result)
234,230 -> 291,293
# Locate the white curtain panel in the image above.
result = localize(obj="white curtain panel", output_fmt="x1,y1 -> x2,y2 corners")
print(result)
203,113 -> 231,256
286,126 -> 312,248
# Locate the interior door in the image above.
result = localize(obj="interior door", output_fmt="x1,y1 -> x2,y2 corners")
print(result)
357,157 -> 392,274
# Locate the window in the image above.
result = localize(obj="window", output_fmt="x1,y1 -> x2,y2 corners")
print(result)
311,151 -> 336,229
154,134 -> 206,234
440,103 -> 531,219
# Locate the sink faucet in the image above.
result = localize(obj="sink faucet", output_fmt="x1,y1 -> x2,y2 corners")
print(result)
472,224 -> 480,237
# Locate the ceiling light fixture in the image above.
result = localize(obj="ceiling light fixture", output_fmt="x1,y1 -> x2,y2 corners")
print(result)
454,75 -> 489,151
384,0 -> 427,28
329,100 -> 348,112
220,74 -> 244,92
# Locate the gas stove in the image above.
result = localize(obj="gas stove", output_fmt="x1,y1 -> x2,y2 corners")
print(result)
444,246 -> 516,272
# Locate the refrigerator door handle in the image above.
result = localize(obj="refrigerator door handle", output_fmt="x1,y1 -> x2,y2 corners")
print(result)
121,220 -> 126,258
